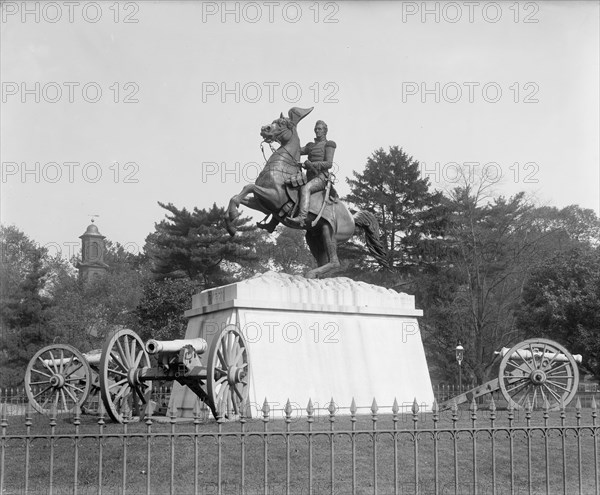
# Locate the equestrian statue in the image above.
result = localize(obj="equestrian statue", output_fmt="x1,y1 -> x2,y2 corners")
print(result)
225,107 -> 389,279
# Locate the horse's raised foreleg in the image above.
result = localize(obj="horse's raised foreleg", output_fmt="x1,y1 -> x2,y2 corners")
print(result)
225,184 -> 256,236
305,223 -> 341,279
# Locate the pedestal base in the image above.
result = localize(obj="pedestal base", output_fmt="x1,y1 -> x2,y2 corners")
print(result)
169,272 -> 434,417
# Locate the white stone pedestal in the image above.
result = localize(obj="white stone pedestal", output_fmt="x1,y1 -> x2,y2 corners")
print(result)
168,272 -> 434,417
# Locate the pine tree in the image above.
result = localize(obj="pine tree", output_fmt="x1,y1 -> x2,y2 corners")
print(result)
144,202 -> 268,287
343,146 -> 447,281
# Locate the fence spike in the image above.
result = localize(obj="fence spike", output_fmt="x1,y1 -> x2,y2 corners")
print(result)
284,399 -> 293,420
145,397 -> 154,421
25,402 -> 33,426
576,397 -> 582,412
49,403 -> 58,425
591,395 -> 597,412
431,399 -> 438,414
25,401 -> 34,420
97,400 -> 106,425
392,397 -> 399,415
327,397 -> 337,421
239,400 -> 247,423
262,398 -> 270,420
412,398 -> 419,415
73,404 -> 81,425
147,404 -> 156,426
122,401 -> 131,423
217,398 -> 226,423
489,395 -> 496,412
306,398 -> 314,417
525,397 -> 532,415
192,400 -> 202,421
470,397 -> 477,412
0,402 -> 7,427
350,397 -> 357,416
542,397 -> 549,413
371,398 -> 378,414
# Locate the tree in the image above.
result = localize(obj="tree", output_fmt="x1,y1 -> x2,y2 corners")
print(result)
343,146 -> 447,282
145,202 -> 268,288
517,247 -> 600,380
524,204 -> 600,253
135,277 -> 203,341
45,264 -> 145,351
0,226 -> 54,387
269,227 -> 314,275
415,173 -> 562,384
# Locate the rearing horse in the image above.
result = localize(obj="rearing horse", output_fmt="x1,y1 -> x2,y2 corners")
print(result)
225,107 -> 388,279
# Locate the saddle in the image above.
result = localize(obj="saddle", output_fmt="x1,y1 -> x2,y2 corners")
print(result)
281,173 -> 339,226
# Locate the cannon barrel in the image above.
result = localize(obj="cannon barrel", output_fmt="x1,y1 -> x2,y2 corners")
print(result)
496,347 -> 582,364
42,356 -> 81,367
41,349 -> 102,367
145,338 -> 208,356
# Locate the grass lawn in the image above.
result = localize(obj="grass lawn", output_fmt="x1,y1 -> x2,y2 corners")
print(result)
1,405 -> 599,495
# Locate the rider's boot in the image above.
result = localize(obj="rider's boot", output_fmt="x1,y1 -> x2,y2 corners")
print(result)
288,190 -> 310,226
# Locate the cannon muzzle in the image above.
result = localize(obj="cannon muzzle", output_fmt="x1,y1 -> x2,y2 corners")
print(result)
145,338 -> 208,356
83,349 -> 102,366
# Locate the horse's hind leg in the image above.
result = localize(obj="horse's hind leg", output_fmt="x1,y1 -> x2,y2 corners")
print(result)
306,230 -> 327,267
305,223 -> 341,279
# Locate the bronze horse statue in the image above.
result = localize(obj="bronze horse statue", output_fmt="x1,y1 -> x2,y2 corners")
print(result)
225,107 -> 388,279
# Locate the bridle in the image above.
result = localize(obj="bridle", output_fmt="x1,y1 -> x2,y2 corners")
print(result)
260,140 -> 278,161
259,119 -> 300,169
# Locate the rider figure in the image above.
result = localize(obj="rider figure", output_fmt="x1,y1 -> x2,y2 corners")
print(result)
288,120 -> 336,226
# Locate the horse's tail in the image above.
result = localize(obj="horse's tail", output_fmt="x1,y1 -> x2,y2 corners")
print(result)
353,210 -> 389,269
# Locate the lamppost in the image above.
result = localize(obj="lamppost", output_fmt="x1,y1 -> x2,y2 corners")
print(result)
455,342 -> 464,390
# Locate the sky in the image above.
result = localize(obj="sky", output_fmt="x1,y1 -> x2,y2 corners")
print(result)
1,0 -> 599,260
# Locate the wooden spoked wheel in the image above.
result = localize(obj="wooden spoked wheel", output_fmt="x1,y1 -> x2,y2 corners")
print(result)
207,325 -> 251,418
499,338 -> 579,411
99,329 -> 152,423
25,344 -> 92,414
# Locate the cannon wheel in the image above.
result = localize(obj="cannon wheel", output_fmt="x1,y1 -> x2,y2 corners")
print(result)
207,324 -> 251,417
99,328 -> 152,423
499,338 -> 579,411
25,344 -> 92,415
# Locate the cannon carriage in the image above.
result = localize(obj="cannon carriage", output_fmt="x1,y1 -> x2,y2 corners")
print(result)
440,338 -> 582,411
25,325 -> 250,423
99,325 -> 250,423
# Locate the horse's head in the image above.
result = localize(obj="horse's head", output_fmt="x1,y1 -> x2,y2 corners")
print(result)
260,107 -> 314,145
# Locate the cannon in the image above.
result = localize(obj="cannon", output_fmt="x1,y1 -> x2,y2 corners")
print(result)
441,338 -> 581,411
24,344 -> 103,415
98,325 -> 250,423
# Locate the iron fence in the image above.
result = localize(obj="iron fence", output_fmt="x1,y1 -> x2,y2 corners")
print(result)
0,385 -> 173,417
3,383 -> 598,416
1,396 -> 598,495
